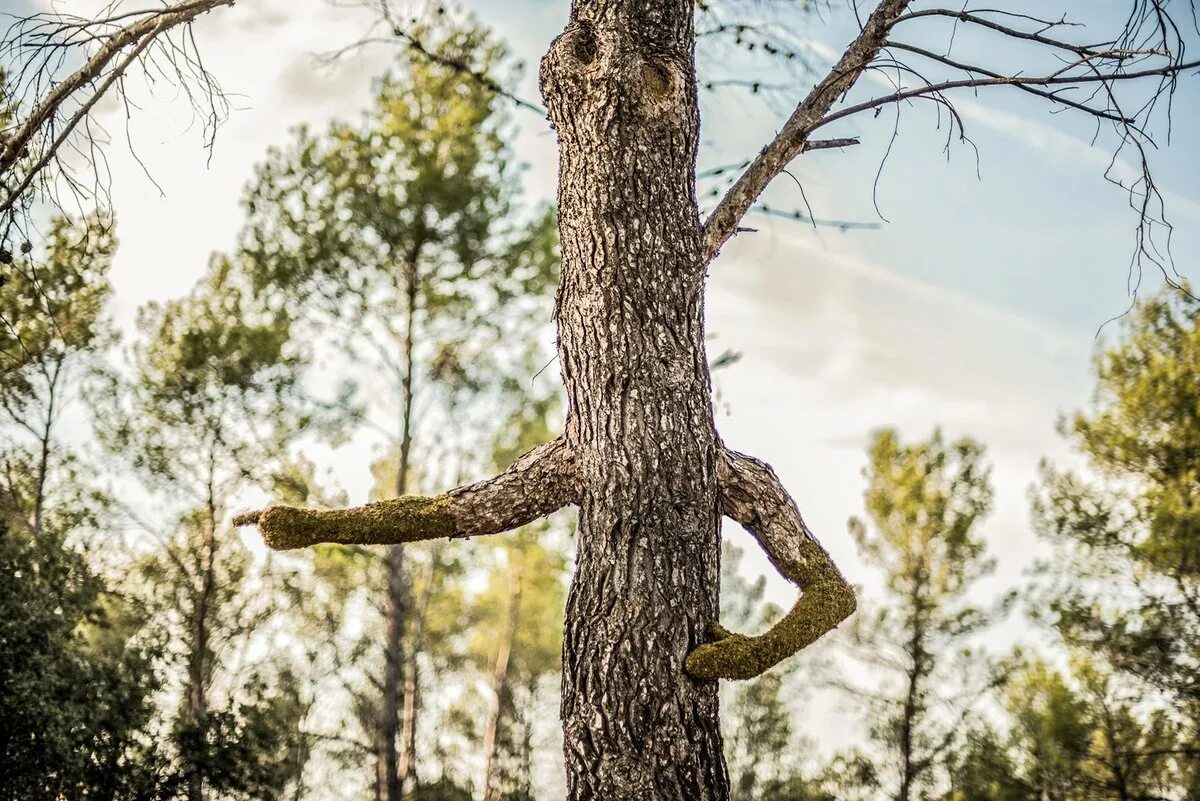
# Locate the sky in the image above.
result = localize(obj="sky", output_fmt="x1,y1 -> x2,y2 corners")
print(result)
11,0 -> 1200,768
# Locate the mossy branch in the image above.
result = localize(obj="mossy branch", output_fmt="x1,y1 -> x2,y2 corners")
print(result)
235,438 -> 576,551
686,448 -> 857,681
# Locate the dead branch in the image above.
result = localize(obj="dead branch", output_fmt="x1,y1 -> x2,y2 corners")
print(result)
703,0 -> 1200,284
0,0 -> 236,221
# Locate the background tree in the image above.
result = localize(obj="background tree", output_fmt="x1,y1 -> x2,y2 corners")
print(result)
1033,286 -> 1200,794
0,214 -> 166,800
97,259 -> 317,801
947,658 -> 1184,801
0,213 -> 114,536
466,403 -> 569,801
845,429 -> 997,801
464,523 -> 567,801
238,22 -> 557,801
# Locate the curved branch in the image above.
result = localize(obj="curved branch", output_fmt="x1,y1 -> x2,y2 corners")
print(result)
234,437 -> 577,551
686,448 -> 856,681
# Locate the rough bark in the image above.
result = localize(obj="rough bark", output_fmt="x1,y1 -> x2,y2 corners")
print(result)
538,2 -> 729,798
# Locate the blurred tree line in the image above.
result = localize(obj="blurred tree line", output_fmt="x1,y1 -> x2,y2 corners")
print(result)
2,17 -> 1199,801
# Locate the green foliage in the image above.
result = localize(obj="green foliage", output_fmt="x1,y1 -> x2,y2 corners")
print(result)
850,429 -> 994,611
173,669 -> 310,801
0,213 -> 168,800
95,256 -> 309,496
239,23 -> 557,407
1035,288 -> 1200,712
94,258 -> 317,800
846,428 -> 998,801
0,212 -> 115,534
0,519 -> 167,801
234,20 -> 561,798
946,658 -> 1185,801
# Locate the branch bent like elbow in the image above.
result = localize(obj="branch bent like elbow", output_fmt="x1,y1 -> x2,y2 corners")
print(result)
234,437 -> 577,551
686,448 -> 856,681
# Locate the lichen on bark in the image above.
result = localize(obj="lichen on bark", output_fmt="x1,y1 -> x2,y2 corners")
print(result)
684,448 -> 857,681
235,496 -> 456,551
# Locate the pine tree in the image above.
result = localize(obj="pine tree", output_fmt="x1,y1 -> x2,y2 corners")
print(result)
845,429 -> 996,801
96,258 -> 316,800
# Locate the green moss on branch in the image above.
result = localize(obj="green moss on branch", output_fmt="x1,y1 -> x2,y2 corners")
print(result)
235,495 -> 456,551
686,578 -> 856,680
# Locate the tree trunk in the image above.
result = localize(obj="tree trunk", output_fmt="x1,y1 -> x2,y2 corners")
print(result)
481,561 -> 522,801
31,358 -> 62,537
245,2 -> 851,797
540,2 -> 728,798
187,475 -> 218,801
402,546 -> 438,798
380,258 -> 419,801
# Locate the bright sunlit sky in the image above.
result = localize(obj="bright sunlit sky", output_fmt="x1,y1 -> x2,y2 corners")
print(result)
14,0 -> 1200,756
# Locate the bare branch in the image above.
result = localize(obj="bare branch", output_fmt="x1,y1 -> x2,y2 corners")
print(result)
701,0 -> 913,262
809,57 -> 1200,135
234,437 -> 577,550
0,0 -> 236,219
702,0 -> 1200,280
685,447 -> 856,681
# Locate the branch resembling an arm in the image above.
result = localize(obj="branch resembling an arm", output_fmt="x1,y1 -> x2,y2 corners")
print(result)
701,0 -> 913,263
234,437 -> 576,551
686,448 -> 856,681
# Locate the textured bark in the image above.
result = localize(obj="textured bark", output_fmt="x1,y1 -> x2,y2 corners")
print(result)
539,2 -> 727,798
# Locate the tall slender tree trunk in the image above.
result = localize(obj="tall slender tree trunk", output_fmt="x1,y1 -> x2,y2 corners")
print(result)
481,562 -> 522,801
187,472 -> 218,801
402,546 -> 437,796
380,256 -> 420,801
30,359 -> 62,537
541,2 -> 728,798
899,592 -> 928,801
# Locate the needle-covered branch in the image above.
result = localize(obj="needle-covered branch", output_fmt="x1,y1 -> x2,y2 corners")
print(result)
686,448 -> 856,681
234,437 -> 577,551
